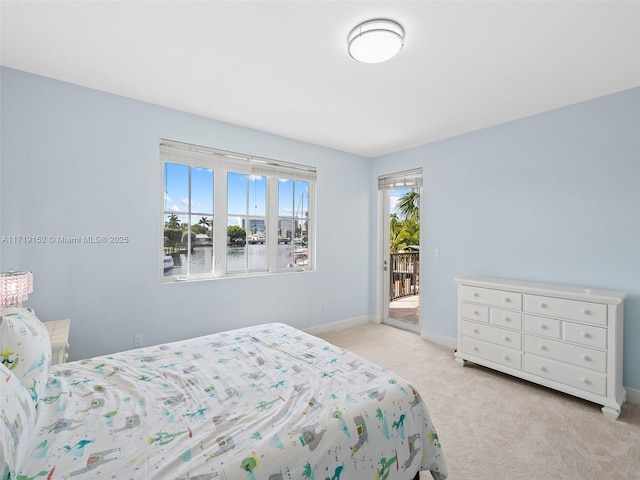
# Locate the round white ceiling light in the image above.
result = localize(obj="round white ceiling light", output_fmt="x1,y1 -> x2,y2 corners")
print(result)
347,19 -> 404,64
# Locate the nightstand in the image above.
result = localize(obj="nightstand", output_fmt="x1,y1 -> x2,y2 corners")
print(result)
44,318 -> 70,365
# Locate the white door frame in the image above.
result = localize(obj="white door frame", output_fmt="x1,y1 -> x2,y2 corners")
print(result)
380,190 -> 392,322
378,178 -> 421,334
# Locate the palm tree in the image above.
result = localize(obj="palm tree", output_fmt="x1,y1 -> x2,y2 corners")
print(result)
197,217 -> 212,236
389,215 -> 419,253
165,214 -> 180,229
389,214 -> 403,253
390,214 -> 414,252
395,189 -> 420,222
390,189 -> 420,251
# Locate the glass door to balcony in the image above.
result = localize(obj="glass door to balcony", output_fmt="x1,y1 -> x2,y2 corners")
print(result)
379,169 -> 422,333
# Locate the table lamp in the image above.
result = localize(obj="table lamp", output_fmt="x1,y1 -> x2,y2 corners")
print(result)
0,270 -> 33,310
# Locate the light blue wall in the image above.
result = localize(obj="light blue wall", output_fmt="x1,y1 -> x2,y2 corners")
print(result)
371,87 -> 640,390
0,67 -> 372,360
3,66 -> 639,391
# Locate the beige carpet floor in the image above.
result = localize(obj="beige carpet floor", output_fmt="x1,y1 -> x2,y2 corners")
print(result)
317,323 -> 640,480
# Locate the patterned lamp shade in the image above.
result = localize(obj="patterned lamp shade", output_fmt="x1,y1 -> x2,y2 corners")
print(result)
0,270 -> 33,310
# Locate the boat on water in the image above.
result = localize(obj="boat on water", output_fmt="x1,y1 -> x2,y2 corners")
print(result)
294,248 -> 308,265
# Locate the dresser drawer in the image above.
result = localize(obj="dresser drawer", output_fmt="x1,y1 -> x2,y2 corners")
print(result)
462,320 -> 522,350
461,302 -> 489,323
524,315 -> 561,339
524,294 -> 607,326
462,337 -> 522,370
524,354 -> 606,396
490,308 -> 522,330
524,336 -> 606,373
564,322 -> 607,350
462,286 -> 522,309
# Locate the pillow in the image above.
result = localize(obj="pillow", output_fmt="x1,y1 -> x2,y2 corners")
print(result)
0,307 -> 52,403
0,362 -> 37,479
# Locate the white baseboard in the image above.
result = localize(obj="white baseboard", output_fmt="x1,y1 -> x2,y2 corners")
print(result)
625,386 -> 640,406
420,329 -> 457,349
306,317 -> 458,348
304,315 -> 373,335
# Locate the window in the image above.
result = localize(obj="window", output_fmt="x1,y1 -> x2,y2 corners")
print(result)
278,179 -> 310,268
161,140 -> 316,281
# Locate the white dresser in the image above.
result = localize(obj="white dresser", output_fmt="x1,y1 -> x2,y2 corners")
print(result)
454,277 -> 626,419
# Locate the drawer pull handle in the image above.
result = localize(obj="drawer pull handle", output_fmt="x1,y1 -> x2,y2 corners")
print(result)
502,355 -> 510,361
503,297 -> 510,302
474,310 -> 479,315
539,323 -> 548,330
473,346 -> 479,351
538,344 -> 547,351
580,354 -> 591,361
504,317 -> 511,322
581,309 -> 591,315
473,292 -> 479,297
473,329 -> 480,334
538,365 -> 547,372
539,303 -> 547,308
580,377 -> 591,385
502,335 -> 510,341
580,331 -> 591,338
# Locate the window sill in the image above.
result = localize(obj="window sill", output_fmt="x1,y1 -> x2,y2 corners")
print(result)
160,267 -> 313,284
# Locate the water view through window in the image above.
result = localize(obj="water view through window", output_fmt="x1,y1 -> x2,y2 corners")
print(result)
164,244 -> 303,276
161,141 -> 315,279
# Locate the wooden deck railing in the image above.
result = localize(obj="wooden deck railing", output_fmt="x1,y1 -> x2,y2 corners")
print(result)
390,252 -> 419,301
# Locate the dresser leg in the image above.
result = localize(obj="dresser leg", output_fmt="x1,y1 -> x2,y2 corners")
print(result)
601,405 -> 621,420
454,357 -> 467,367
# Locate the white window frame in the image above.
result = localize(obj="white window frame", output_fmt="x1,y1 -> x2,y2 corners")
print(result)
160,139 -> 316,282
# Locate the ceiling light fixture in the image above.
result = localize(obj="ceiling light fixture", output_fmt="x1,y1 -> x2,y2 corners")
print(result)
348,19 -> 404,64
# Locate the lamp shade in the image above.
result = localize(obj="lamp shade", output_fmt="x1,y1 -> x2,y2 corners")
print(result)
0,270 -> 33,310
348,19 -> 404,64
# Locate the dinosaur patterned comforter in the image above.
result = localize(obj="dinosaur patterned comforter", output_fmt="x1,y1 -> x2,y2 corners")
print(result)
15,323 -> 448,479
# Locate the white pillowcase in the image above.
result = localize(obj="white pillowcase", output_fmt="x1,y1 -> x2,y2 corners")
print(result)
0,362 -> 37,479
0,307 -> 52,403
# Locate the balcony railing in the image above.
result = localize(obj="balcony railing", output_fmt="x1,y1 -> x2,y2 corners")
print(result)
390,252 -> 419,301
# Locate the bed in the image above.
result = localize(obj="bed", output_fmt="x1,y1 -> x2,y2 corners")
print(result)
1,314 -> 447,480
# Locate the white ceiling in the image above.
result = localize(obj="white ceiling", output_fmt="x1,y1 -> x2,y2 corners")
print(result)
2,1 -> 639,158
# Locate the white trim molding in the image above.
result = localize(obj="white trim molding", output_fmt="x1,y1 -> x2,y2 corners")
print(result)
625,387 -> 640,406
304,316 -> 373,335
421,330 -> 457,349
